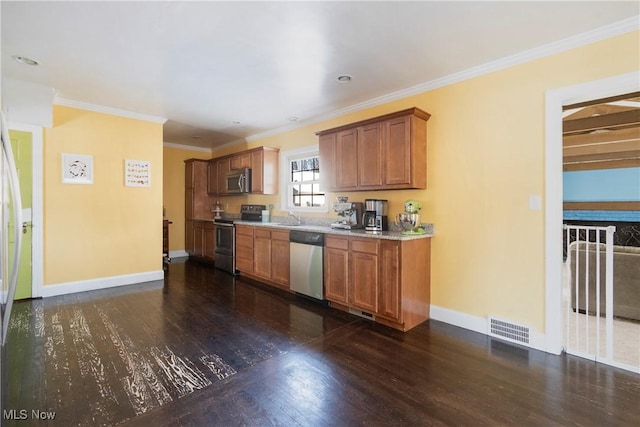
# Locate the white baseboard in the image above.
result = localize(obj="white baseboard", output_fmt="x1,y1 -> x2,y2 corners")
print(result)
168,250 -> 189,259
430,305 -> 547,353
41,270 -> 165,298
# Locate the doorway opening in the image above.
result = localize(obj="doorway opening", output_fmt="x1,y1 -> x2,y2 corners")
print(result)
562,92 -> 639,370
7,123 -> 43,300
544,73 -> 639,373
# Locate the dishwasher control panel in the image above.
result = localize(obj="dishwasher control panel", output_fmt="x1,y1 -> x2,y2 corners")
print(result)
289,230 -> 325,246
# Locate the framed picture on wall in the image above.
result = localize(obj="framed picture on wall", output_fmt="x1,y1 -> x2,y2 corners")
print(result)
62,153 -> 93,184
125,159 -> 151,187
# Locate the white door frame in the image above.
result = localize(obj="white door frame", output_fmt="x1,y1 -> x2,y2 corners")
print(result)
544,71 -> 640,354
8,122 -> 43,299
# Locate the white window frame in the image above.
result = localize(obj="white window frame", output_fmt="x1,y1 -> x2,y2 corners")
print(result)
279,144 -> 327,213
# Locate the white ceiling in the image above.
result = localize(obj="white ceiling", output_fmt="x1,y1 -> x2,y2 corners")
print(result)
2,1 -> 639,149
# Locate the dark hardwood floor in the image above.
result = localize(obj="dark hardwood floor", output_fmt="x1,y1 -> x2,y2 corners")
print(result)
5,259 -> 640,426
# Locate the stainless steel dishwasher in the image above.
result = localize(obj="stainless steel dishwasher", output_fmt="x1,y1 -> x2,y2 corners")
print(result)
289,230 -> 325,300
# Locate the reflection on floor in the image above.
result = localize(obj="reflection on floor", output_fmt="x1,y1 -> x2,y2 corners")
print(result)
5,260 -> 640,426
562,262 -> 640,370
6,263 -> 357,426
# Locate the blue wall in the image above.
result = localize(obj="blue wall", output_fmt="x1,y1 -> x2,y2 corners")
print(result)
563,167 -> 640,202
563,167 -> 640,222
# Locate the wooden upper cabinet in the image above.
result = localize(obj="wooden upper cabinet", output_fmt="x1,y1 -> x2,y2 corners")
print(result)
230,152 -> 251,170
318,133 -> 337,191
211,157 -> 230,196
252,147 -> 279,195
317,107 -> 429,191
384,114 -> 426,189
207,161 -> 218,195
218,157 -> 231,193
184,159 -> 210,219
335,129 -> 359,190
207,146 -> 279,196
185,161 -> 195,189
358,122 -> 383,188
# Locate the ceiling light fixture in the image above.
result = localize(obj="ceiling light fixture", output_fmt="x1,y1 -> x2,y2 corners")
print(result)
12,55 -> 39,66
337,75 -> 352,83
231,120 -> 241,125
288,117 -> 299,122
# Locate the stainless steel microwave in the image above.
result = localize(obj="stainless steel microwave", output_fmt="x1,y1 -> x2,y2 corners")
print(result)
225,168 -> 252,194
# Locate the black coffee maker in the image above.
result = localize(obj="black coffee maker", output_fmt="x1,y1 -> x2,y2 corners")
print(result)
363,199 -> 388,232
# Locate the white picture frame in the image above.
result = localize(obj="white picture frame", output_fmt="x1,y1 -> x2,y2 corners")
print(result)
62,153 -> 93,184
125,159 -> 151,187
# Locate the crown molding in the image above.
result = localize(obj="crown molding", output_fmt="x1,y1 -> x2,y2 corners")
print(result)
163,142 -> 212,153
211,137 -> 248,152
248,15 -> 640,141
54,97 -> 167,124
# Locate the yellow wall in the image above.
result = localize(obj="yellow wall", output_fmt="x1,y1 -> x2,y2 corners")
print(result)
209,31 -> 639,333
44,105 -> 163,285
162,145 -> 210,251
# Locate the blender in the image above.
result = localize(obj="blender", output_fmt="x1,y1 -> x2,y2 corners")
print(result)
397,199 -> 425,235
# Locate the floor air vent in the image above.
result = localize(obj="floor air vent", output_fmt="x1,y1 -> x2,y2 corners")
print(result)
488,317 -> 530,345
349,308 -> 375,320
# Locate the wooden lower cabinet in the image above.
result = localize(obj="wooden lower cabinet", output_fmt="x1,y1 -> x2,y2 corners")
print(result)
186,220 -> 215,262
193,221 -> 204,256
236,225 -> 290,288
185,220 -> 195,254
324,234 -> 430,331
253,229 -> 272,279
324,237 -> 349,304
349,238 -> 379,313
235,225 -> 254,274
379,240 -> 401,321
203,222 -> 215,261
270,231 -> 290,287
251,228 -> 289,289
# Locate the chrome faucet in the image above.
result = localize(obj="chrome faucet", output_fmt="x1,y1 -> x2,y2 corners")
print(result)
288,211 -> 302,225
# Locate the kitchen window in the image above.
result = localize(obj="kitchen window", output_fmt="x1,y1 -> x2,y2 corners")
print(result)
280,146 -> 326,212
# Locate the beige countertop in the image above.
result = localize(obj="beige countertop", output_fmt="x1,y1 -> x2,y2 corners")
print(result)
232,220 -> 433,241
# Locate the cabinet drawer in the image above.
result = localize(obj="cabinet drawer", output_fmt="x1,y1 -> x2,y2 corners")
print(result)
326,236 -> 349,250
270,230 -> 289,241
204,222 -> 215,230
255,228 -> 271,239
236,234 -> 254,249
236,225 -> 254,236
351,238 -> 379,255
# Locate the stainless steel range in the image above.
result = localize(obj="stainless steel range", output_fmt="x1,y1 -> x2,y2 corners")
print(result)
213,204 -> 265,275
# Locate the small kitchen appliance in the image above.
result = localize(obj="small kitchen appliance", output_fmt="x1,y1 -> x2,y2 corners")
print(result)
363,199 -> 388,232
331,197 -> 364,230
397,199 -> 426,235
